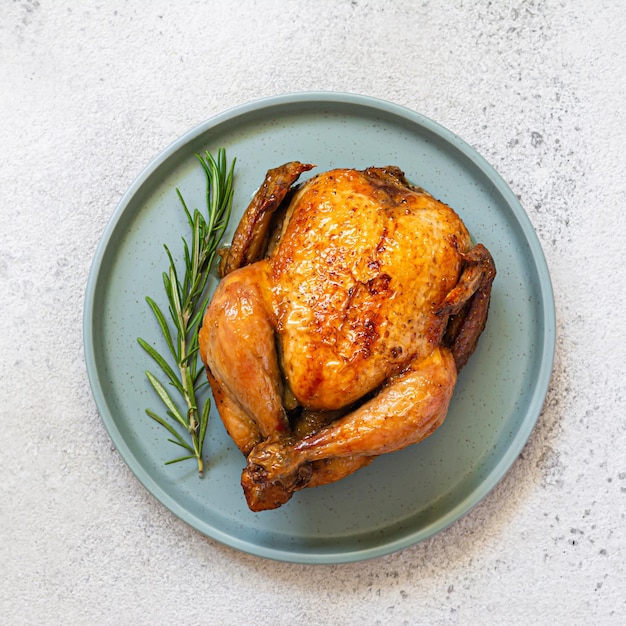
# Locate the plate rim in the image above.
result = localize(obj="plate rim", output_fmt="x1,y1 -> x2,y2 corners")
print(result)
83,91 -> 556,564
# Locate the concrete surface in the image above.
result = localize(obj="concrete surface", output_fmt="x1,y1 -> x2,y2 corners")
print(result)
1,1 -> 625,624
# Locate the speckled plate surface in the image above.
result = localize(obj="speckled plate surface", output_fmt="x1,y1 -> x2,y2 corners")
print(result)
83,92 -> 555,564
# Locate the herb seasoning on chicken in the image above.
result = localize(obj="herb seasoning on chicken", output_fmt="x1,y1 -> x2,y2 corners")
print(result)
198,163 -> 496,511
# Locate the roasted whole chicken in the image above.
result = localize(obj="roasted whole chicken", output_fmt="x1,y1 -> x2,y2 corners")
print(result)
198,163 -> 496,511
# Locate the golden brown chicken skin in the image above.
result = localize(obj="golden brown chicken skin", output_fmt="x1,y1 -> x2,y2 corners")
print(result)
199,164 -> 495,511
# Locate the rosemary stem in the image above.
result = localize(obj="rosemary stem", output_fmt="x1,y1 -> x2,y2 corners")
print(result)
139,148 -> 235,476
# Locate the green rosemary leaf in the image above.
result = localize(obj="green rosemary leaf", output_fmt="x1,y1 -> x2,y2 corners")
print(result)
194,368 -> 208,386
177,188 -> 192,223
196,153 -> 214,212
187,315 -> 205,345
137,338 -> 184,395
145,297 -> 176,360
145,409 -> 190,448
192,271 -> 212,311
198,397 -> 211,451
184,343 -> 200,362
167,438 -> 195,451
164,455 -> 196,466
145,370 -> 187,428
191,210 -> 202,269
162,269 -> 180,340
168,265 -> 183,324
182,236 -> 192,290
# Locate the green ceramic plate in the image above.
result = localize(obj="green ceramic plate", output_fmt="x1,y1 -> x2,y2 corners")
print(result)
83,92 -> 555,564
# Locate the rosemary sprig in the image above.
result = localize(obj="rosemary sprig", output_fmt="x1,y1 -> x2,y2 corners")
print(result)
138,149 -> 235,475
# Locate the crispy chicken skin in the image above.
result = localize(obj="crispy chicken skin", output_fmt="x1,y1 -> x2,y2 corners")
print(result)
199,163 -> 495,511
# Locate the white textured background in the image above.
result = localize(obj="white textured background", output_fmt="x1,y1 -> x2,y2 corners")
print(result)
1,1 -> 625,624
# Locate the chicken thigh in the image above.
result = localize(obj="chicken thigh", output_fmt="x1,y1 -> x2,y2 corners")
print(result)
199,163 -> 495,511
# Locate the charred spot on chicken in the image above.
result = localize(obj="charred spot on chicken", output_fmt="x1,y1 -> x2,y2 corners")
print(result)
198,163 -> 496,511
